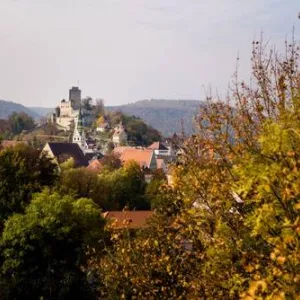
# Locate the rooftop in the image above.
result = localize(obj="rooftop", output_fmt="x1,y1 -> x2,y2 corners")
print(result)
46,142 -> 88,167
148,141 -> 168,151
114,147 -> 154,169
103,211 -> 153,229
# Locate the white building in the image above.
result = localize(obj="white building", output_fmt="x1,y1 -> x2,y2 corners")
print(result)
148,142 -> 174,157
72,108 -> 87,150
55,87 -> 82,130
112,123 -> 127,146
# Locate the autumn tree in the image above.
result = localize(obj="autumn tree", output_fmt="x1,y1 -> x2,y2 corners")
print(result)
90,37 -> 300,299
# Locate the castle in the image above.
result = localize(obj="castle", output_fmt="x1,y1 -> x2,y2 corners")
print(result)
52,87 -> 81,130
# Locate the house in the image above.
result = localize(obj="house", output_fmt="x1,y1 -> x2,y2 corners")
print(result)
112,123 -> 127,146
103,211 -> 153,229
84,150 -> 103,163
113,147 -> 157,171
148,141 -> 174,159
42,142 -> 88,167
156,158 -> 167,173
96,122 -> 110,133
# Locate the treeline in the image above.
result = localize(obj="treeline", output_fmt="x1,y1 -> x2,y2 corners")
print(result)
0,144 -> 166,299
93,107 -> 162,146
110,101 -> 201,136
0,111 -> 35,138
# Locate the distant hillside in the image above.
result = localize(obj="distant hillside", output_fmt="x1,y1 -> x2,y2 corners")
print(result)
0,99 -> 40,119
0,98 -> 205,136
28,107 -> 54,117
110,99 -> 205,136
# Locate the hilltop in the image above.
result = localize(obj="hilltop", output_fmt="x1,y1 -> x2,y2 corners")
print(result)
0,99 -> 41,119
110,99 -> 205,136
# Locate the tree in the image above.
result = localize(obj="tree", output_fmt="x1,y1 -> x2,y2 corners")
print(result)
90,186 -> 189,299
123,115 -> 162,146
146,169 -> 167,209
235,115 -> 300,299
99,153 -> 121,171
90,37 -> 300,299
93,98 -> 105,116
58,167 -> 100,200
8,112 -> 35,135
82,97 -> 93,111
0,190 -> 105,299
90,161 -> 148,210
0,144 -> 58,226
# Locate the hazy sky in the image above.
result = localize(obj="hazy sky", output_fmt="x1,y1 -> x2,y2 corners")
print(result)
0,0 -> 299,107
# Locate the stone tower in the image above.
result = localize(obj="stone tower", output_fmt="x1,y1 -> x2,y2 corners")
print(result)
69,86 -> 81,110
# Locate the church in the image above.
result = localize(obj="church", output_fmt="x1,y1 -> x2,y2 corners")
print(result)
72,108 -> 87,150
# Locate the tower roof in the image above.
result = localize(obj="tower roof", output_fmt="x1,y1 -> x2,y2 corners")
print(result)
76,108 -> 84,134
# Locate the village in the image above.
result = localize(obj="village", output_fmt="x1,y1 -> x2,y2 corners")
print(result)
0,2 -> 298,298
0,86 -> 182,230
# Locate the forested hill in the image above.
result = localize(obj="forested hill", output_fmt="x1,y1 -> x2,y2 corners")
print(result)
0,99 -> 41,119
0,98 -> 204,136
109,99 -> 205,136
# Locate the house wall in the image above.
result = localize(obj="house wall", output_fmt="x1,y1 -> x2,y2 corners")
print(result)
42,143 -> 58,166
149,153 -> 157,170
60,101 -> 72,116
56,116 -> 73,130
113,131 -> 127,145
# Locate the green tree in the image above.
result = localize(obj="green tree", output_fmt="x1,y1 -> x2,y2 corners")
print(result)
235,115 -> 300,299
8,112 -> 35,135
0,190 -> 105,300
123,115 -> 162,146
82,97 -> 93,111
99,153 -> 121,171
146,169 -> 167,209
0,144 -> 58,226
59,167 -> 99,199
94,161 -> 148,210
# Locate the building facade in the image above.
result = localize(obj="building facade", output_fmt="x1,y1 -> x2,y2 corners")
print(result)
54,87 -> 82,130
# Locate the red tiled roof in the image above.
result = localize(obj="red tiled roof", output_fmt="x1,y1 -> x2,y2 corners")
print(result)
103,211 -> 153,229
46,142 -> 88,167
114,147 -> 154,168
113,146 -> 132,155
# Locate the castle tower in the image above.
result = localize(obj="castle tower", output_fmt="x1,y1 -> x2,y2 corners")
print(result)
69,86 -> 81,110
72,108 -> 86,149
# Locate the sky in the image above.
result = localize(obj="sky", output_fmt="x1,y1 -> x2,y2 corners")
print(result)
0,0 -> 299,107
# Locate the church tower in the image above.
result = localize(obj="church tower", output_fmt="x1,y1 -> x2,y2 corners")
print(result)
72,108 -> 86,150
